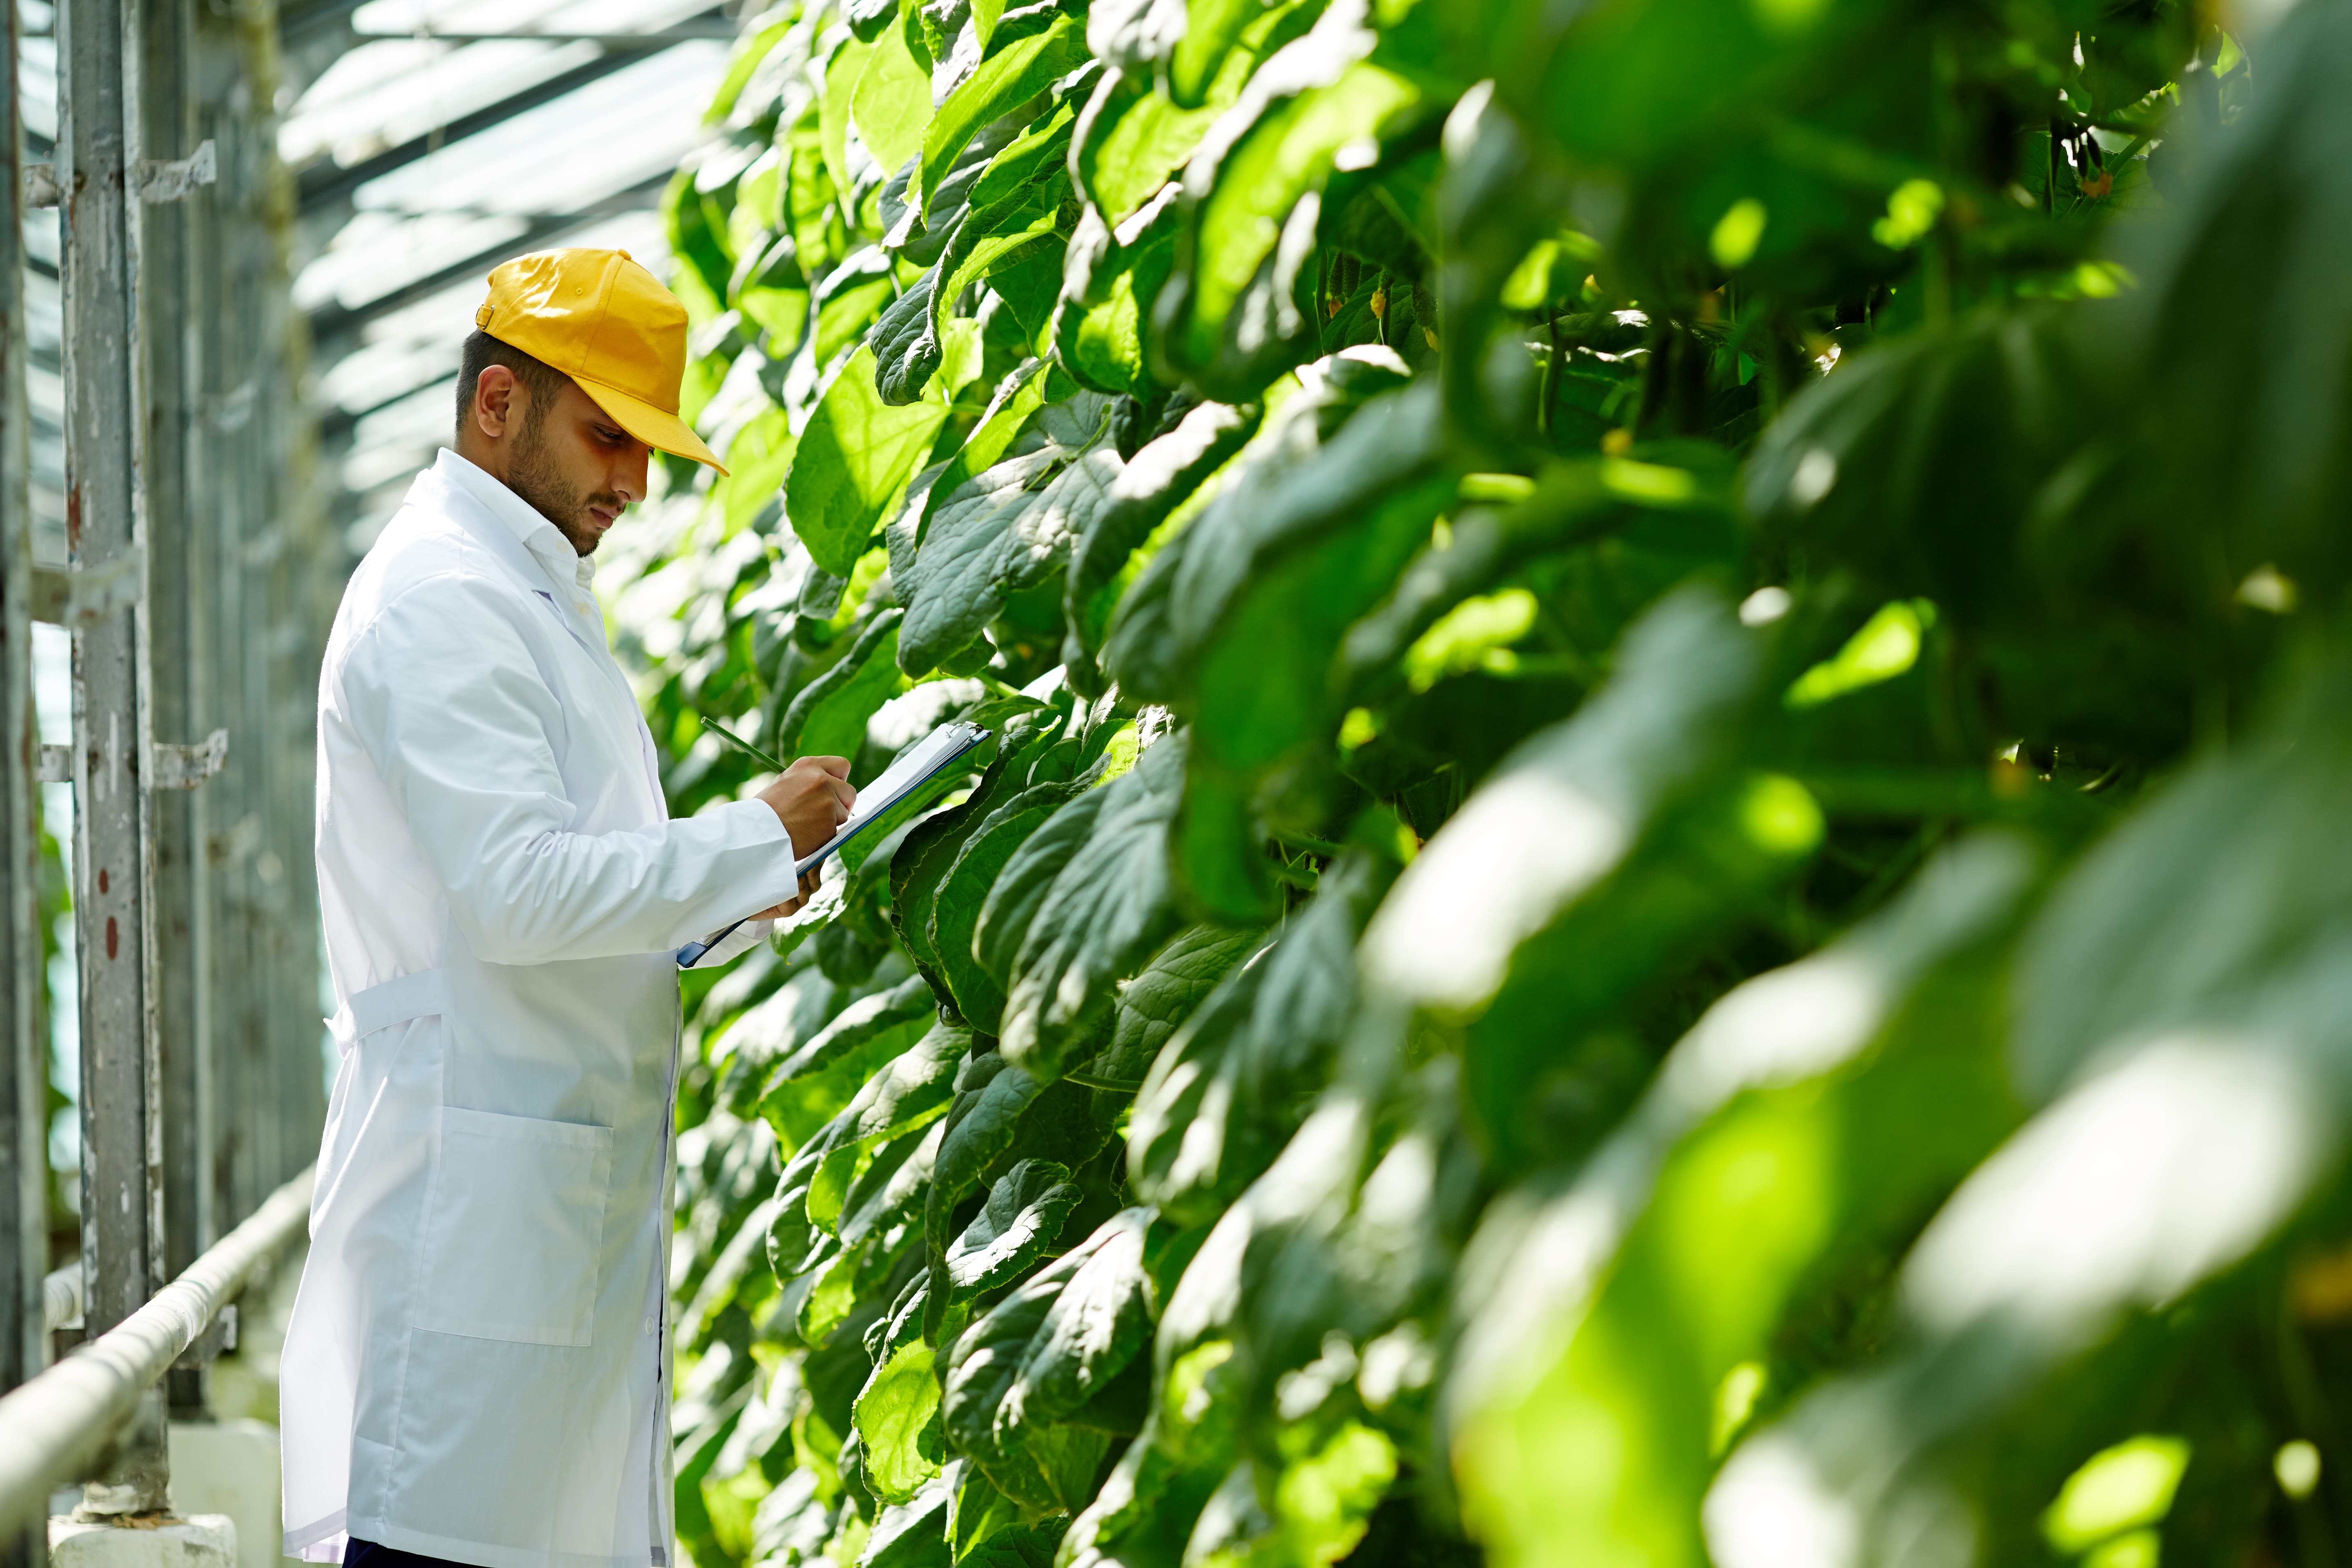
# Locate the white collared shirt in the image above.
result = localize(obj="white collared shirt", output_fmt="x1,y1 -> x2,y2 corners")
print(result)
439,448 -> 603,616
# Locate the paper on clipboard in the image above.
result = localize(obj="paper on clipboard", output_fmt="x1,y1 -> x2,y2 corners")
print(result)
675,718 -> 991,968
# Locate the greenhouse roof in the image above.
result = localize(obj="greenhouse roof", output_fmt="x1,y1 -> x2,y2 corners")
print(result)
281,0 -> 738,554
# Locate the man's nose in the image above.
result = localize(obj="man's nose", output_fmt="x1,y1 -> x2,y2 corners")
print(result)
612,444 -> 650,506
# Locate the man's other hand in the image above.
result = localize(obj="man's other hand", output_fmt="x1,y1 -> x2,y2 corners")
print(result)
752,757 -> 855,917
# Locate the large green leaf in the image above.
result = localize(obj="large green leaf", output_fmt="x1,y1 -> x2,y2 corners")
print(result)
1495,0 -> 1879,175
1359,587 -> 1762,1018
990,735 -> 1189,1081
893,362 -> 1056,577
923,1050 -> 1116,1338
944,1157 -> 1082,1298
1070,74 -> 1200,225
916,4 -> 1087,209
813,247 -> 904,370
759,972 -> 940,1143
1156,16 -> 1433,395
1744,308 -> 2093,630
777,607 -> 913,757
970,782 -> 1108,988
890,697 -> 1067,1001
859,1469 -> 955,1568
854,22 -> 936,174
927,775 -> 1092,1032
2097,4 -> 2352,607
713,405 -> 798,534
898,395 -> 1120,675
941,1207 -> 1157,1454
1448,837 -> 2035,1568
904,181 -> 1077,409
1049,193 -> 1180,398
1057,399 -> 1258,696
2013,648 -> 2352,1102
1129,853 -> 1388,1225
1177,1434 -> 1398,1568
1105,350 -> 1412,705
1703,740 -> 2352,1568
869,268 -> 948,404
789,347 -> 955,576
857,1279 -> 949,1506
1359,588 -> 1820,1165
780,1019 -> 970,1236
1093,922 -> 1263,1083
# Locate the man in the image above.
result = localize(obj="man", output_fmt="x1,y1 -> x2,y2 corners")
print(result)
281,249 -> 846,1568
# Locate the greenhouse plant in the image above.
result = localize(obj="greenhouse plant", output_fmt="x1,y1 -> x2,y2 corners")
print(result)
611,0 -> 2352,1563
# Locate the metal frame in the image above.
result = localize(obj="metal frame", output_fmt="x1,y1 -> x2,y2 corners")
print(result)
0,0 -> 44,1556
0,0 -> 332,1516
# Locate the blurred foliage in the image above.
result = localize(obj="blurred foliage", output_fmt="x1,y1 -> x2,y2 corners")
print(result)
607,0 -> 2352,1564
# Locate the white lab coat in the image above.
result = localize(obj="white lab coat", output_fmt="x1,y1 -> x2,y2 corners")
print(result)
282,450 -> 788,1568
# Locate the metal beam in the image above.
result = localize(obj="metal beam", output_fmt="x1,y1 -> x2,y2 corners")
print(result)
138,0 -> 210,1424
0,3 -> 47,1564
58,0 -> 164,1513
292,17 -> 719,216
364,24 -> 736,43
305,170 -> 674,362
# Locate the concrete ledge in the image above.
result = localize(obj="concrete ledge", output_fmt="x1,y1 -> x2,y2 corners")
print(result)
51,1514 -> 238,1568
167,1423 -> 282,1568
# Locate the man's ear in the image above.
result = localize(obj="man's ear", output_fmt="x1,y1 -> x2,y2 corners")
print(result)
472,364 -> 519,442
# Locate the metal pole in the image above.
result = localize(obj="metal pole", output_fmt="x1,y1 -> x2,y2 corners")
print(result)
137,0 -> 208,1423
189,5 -> 261,1224
58,0 -> 164,1513
187,0 -> 236,1250
236,0 -> 325,1203
0,0 -> 49,1555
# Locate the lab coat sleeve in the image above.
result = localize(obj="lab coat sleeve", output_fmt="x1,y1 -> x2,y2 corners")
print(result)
341,570 -> 797,964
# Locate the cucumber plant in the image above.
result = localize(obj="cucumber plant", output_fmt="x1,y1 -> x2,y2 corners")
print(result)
615,1 -> 2352,1566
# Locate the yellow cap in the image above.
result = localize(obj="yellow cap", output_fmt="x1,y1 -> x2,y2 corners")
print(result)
473,248 -> 729,475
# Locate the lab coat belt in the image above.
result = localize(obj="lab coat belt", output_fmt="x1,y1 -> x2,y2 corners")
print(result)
325,968 -> 449,1054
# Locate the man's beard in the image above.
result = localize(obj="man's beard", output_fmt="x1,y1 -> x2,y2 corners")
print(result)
506,412 -> 622,557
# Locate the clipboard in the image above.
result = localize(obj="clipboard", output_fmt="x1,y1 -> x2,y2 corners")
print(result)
675,718 -> 992,968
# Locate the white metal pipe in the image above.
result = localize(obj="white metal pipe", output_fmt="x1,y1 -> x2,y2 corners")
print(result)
40,1264 -> 80,1335
0,1164 -> 310,1535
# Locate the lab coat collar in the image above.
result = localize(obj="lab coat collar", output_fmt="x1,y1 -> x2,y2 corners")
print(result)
407,453 -> 626,690
432,448 -> 599,603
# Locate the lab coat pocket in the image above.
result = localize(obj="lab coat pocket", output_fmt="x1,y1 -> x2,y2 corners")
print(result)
412,1106 -> 612,1348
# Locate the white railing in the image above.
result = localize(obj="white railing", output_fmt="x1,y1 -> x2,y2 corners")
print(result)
0,1166 -> 312,1536
41,1262 -> 81,1336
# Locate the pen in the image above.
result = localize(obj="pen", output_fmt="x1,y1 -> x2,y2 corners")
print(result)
699,715 -> 788,774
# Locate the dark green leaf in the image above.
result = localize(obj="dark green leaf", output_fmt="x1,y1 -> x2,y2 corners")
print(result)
944,1158 -> 1081,1297
1094,922 -> 1263,1084
1060,398 -> 1259,698
898,395 -> 1120,675
993,736 -> 1188,1080
941,1208 -> 1157,1455
759,972 -> 940,1144
778,607 -> 913,758
929,777 -> 1092,1032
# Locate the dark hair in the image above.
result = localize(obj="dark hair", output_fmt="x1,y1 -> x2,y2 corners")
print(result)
455,330 -> 566,431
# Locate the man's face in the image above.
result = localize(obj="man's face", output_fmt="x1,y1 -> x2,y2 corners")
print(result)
502,377 -> 653,557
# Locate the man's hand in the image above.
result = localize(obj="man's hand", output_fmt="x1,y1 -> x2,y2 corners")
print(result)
752,757 -> 855,918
